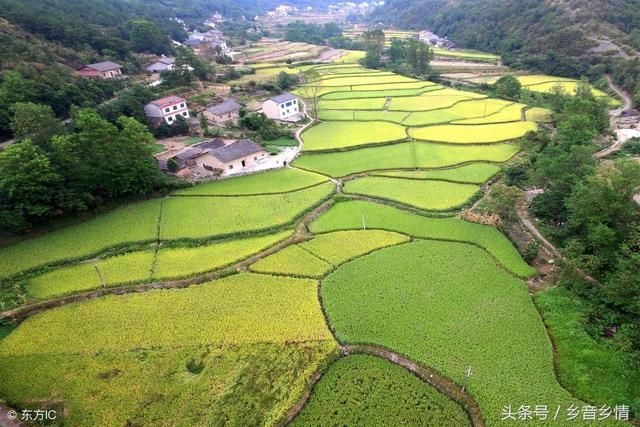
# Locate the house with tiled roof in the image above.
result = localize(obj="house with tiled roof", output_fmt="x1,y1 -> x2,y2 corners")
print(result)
77,61 -> 123,79
144,96 -> 189,125
203,98 -> 242,124
145,57 -> 176,73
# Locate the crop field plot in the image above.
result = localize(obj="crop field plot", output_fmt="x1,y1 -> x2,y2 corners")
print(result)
409,121 -> 538,143
343,176 -> 480,210
172,168 -> 325,196
0,199 -> 161,279
27,251 -> 155,299
401,98 -> 512,126
351,81 -> 438,91
250,244 -> 333,278
294,141 -> 520,177
389,89 -> 486,112
159,182 -> 334,240
154,231 -> 291,280
310,200 -> 535,278
431,47 -> 500,62
321,86 -> 442,100
292,354 -> 470,426
300,230 -> 410,265
321,240 -> 578,425
375,163 -> 502,184
301,121 -> 407,151
0,273 -> 337,425
451,103 -> 526,124
317,97 -> 388,111
319,74 -> 417,87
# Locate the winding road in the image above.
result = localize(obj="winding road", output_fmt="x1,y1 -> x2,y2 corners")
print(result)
594,75 -> 638,159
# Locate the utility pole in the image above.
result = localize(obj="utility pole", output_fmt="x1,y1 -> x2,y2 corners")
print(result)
361,211 -> 366,230
95,265 -> 106,288
483,98 -> 488,117
461,366 -> 473,393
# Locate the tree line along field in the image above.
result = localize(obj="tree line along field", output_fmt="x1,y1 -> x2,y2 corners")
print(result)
0,62 -> 621,425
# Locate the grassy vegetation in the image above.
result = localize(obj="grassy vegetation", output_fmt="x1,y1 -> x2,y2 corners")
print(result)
27,251 -> 155,299
293,141 -> 520,177
301,122 -> 407,151
0,271 -> 337,424
409,122 -> 538,143
431,47 -> 500,62
250,244 -> 333,278
301,230 -> 409,265
159,183 -> 334,240
154,231 -> 291,280
352,81 -> 439,91
343,176 -> 480,210
267,137 -> 298,147
525,107 -> 554,122
321,240 -> 578,425
309,201 -> 535,277
374,163 -> 501,184
292,354 -> 470,426
524,81 -> 610,98
172,169 -> 325,196
535,287 -> 640,413
0,200 -> 161,279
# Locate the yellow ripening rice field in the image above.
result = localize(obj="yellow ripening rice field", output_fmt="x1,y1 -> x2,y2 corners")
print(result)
409,121 -> 538,144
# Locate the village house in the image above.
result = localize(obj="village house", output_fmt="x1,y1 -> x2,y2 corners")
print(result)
144,95 -> 189,125
418,30 -> 456,49
145,57 -> 175,73
185,29 -> 233,58
262,93 -> 301,121
203,98 -> 242,124
77,61 -> 123,79
163,139 -> 268,177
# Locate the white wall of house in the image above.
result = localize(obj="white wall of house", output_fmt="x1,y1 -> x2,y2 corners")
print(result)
145,101 -> 189,125
262,98 -> 299,120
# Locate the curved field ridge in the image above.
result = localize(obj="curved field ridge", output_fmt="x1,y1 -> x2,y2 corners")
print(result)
321,240 -> 581,425
309,201 -> 535,278
0,200 -> 162,279
374,163 -> 501,184
1,273 -> 333,355
293,142 -> 520,178
0,273 -> 337,426
292,354 -> 470,426
343,176 -> 480,211
409,122 -> 538,144
301,122 -> 407,151
250,244 -> 333,278
171,168 -> 325,196
159,182 -> 334,240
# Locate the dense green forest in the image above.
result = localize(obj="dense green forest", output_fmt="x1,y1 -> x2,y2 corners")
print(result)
373,0 -> 640,105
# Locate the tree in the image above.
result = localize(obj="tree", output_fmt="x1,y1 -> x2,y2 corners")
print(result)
10,102 -> 63,148
300,70 -> 321,119
494,75 -> 521,100
0,139 -> 61,222
277,72 -> 297,90
128,19 -> 171,55
199,114 -> 209,135
363,50 -> 381,69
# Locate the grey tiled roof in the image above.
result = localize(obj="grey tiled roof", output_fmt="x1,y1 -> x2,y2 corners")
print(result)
269,93 -> 297,104
210,139 -> 264,163
197,139 -> 225,150
86,61 -> 122,71
206,99 -> 242,115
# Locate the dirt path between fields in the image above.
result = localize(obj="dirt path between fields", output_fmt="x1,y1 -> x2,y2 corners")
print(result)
594,75 -> 638,159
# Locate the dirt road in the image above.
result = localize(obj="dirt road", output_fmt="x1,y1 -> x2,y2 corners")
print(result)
594,75 -> 638,159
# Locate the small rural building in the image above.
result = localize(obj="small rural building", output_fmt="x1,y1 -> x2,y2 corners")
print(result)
77,61 -> 123,79
165,139 -> 268,177
262,93 -> 301,121
203,98 -> 242,124
144,95 -> 189,125
145,57 -> 175,73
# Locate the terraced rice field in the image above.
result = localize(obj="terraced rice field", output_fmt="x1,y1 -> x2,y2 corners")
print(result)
1,62 -> 598,426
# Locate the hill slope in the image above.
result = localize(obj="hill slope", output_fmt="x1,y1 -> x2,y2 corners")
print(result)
373,0 -> 640,99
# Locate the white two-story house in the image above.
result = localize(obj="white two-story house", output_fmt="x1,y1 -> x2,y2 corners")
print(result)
144,96 -> 189,126
262,93 -> 301,121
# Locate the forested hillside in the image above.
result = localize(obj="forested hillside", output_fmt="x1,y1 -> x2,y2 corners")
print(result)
373,0 -> 640,104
